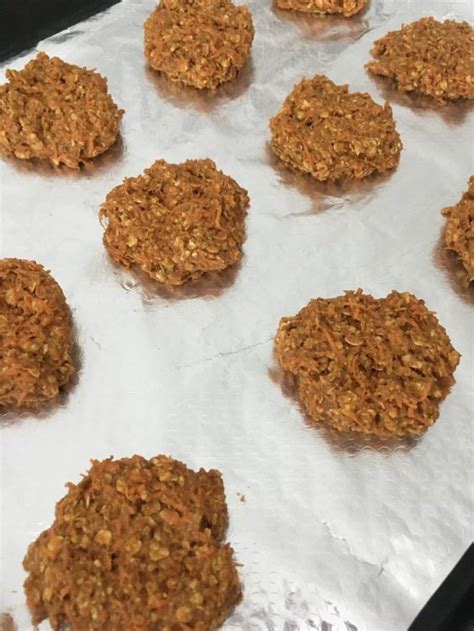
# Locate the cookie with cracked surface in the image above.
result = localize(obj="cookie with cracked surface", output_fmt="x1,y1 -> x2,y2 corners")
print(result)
0,53 -> 123,169
367,17 -> 474,103
0,259 -> 75,409
275,290 -> 460,437
100,158 -> 250,286
23,455 -> 241,631
269,75 -> 402,182
144,0 -> 254,89
276,0 -> 367,17
442,177 -> 474,281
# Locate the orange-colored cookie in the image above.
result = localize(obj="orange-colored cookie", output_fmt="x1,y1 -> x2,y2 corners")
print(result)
367,17 -> 474,102
0,259 -> 75,408
144,0 -> 254,89
275,290 -> 459,437
276,0 -> 367,17
24,455 -> 241,630
442,177 -> 474,280
269,75 -> 402,181
100,158 -> 249,286
0,53 -> 123,168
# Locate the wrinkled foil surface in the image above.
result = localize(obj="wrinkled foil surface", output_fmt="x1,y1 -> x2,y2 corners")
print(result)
1,1 -> 473,629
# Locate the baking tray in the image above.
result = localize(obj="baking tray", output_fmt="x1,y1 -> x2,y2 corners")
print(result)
0,0 -> 473,629
0,0 -> 121,63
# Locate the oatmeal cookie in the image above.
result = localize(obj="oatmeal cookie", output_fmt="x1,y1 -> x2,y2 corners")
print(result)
0,52 -> 123,168
442,177 -> 474,281
269,75 -> 402,182
0,259 -> 75,409
276,0 -> 367,17
100,158 -> 249,286
275,290 -> 459,437
367,17 -> 474,103
144,0 -> 254,89
23,455 -> 241,631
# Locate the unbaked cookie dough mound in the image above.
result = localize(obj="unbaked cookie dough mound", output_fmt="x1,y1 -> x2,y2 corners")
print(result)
442,177 -> 474,281
0,259 -> 75,409
269,75 -> 402,182
144,0 -> 254,89
275,290 -> 460,438
367,18 -> 474,103
0,52 -> 123,168
24,455 -> 241,631
100,158 -> 250,286
276,0 -> 367,17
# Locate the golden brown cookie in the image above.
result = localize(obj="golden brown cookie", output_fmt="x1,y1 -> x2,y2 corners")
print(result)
442,177 -> 474,281
100,158 -> 250,286
0,52 -> 123,168
367,17 -> 474,103
144,0 -> 254,89
23,455 -> 241,631
276,0 -> 367,17
269,75 -> 402,182
275,290 -> 459,437
0,259 -> 75,409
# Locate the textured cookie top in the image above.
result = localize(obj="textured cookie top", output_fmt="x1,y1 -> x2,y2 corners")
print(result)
269,75 -> 402,182
0,258 -> 75,409
367,17 -> 474,103
0,52 -> 123,168
24,455 -> 241,631
100,158 -> 250,286
275,290 -> 460,437
276,0 -> 367,17
144,0 -> 254,89
442,177 -> 474,281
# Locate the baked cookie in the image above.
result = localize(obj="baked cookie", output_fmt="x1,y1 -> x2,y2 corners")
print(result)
269,75 -> 402,182
276,0 -> 367,17
0,52 -> 123,168
144,0 -> 254,89
275,290 -> 459,437
442,177 -> 474,281
100,158 -> 249,286
0,259 -> 75,409
24,455 -> 241,631
367,17 -> 474,103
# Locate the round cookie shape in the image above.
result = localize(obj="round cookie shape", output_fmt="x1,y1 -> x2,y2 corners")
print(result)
144,0 -> 254,89
275,290 -> 460,437
367,18 -> 474,103
100,158 -> 250,286
269,75 -> 402,182
276,0 -> 367,17
0,259 -> 75,409
23,455 -> 241,630
0,52 -> 123,168
442,176 -> 474,281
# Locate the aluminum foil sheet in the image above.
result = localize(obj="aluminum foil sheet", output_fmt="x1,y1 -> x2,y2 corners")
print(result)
1,1 -> 473,629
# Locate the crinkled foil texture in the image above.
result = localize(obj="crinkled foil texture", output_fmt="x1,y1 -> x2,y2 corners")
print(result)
0,1 -> 473,630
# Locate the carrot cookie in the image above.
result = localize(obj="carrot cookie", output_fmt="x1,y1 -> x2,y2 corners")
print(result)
276,0 -> 367,17
275,290 -> 459,437
0,52 -> 123,168
24,455 -> 241,631
269,75 -> 402,182
442,177 -> 474,281
367,18 -> 474,103
0,259 -> 75,409
100,158 -> 249,286
144,0 -> 254,89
